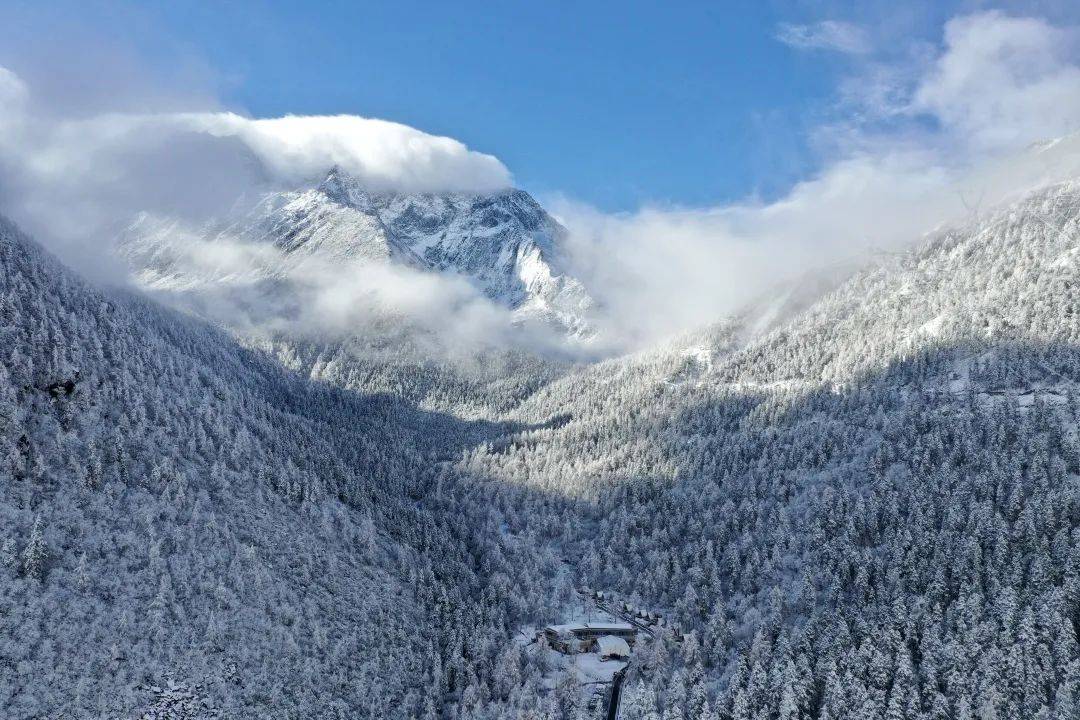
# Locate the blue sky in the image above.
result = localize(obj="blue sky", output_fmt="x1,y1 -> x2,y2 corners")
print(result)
5,1 -> 1080,345
2,1 -> 1079,210
150,1 -> 841,210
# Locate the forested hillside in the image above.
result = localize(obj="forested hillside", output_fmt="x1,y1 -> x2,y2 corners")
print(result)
6,179 -> 1080,720
447,182 -> 1080,719
248,331 -> 571,419
0,217 -> 538,719
9,4 -> 1080,719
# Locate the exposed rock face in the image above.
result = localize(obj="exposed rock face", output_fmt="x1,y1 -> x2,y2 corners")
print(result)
117,167 -> 596,341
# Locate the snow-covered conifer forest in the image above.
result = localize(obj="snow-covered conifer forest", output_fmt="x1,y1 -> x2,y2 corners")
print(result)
5,8 -> 1080,719
4,169 -> 1080,718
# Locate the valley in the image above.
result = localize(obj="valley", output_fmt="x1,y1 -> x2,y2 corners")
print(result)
5,9 -> 1080,714
5,172 -> 1080,718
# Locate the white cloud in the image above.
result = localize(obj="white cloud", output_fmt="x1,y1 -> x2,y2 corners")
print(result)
6,106 -> 509,201
6,10 -> 1080,356
176,112 -> 511,192
554,152 -> 951,347
0,66 -> 536,355
557,11 -> 1080,349
121,212 -> 562,358
0,66 -> 28,112
776,21 -> 871,55
0,65 -> 511,285
912,11 -> 1080,150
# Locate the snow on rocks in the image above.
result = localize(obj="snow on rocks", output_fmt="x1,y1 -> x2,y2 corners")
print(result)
135,679 -> 221,720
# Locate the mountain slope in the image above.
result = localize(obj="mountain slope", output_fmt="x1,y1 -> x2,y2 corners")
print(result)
0,217 -> 518,718
447,181 -> 1080,719
118,168 -> 596,342
11,170 -> 1080,719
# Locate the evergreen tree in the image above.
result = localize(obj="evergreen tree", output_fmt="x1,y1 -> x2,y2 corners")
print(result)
22,514 -> 47,581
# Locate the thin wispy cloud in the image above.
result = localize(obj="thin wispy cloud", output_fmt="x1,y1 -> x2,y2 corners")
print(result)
775,20 -> 871,55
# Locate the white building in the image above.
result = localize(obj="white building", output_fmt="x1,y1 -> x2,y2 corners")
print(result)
540,622 -> 636,654
596,635 -> 631,660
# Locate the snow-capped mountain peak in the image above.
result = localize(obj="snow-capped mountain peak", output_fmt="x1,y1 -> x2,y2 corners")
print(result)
117,167 -> 596,341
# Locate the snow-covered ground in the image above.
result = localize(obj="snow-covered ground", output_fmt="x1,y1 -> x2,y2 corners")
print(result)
519,602 -> 635,708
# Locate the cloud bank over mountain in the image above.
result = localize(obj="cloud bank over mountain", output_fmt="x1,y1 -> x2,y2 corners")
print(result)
0,64 -> 547,358
175,112 -> 511,192
3,10 -> 1080,356
553,10 -> 1080,348
0,66 -> 510,278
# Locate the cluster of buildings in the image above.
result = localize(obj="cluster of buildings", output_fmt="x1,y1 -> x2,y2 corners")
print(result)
538,622 -> 635,660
